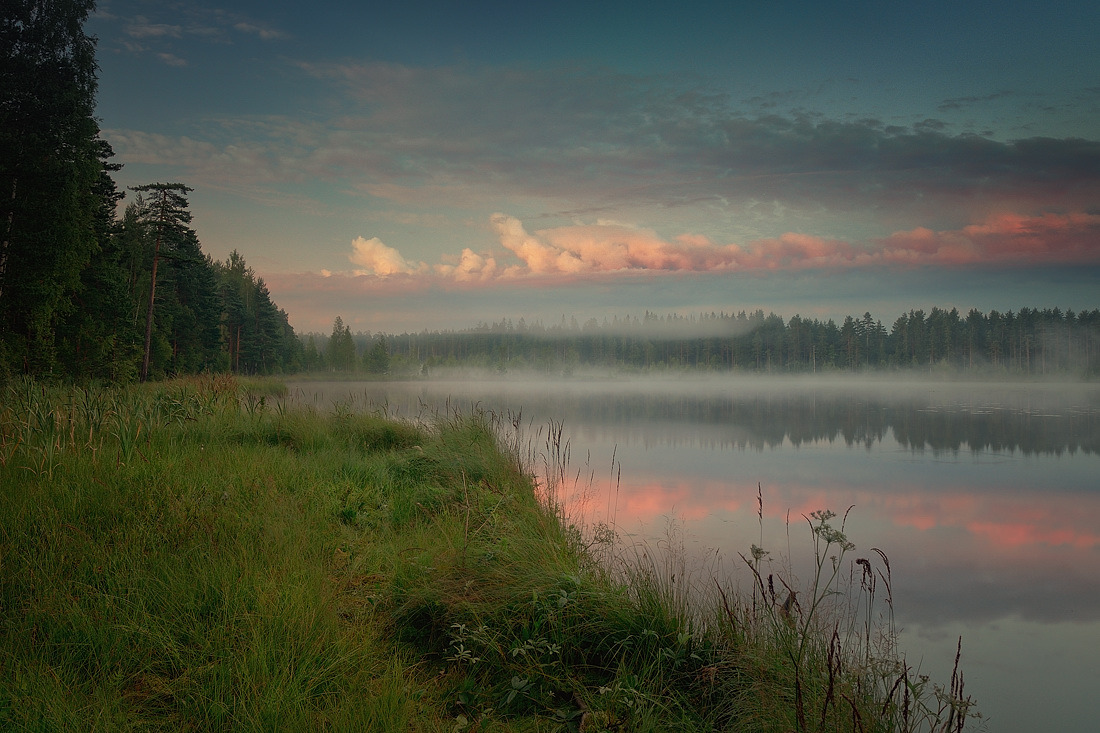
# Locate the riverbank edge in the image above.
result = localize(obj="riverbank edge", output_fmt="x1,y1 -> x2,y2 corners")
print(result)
0,376 -> 976,731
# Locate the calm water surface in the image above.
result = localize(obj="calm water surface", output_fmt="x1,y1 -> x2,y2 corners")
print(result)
289,376 -> 1100,733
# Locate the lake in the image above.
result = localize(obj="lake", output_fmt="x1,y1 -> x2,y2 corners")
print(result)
288,375 -> 1100,733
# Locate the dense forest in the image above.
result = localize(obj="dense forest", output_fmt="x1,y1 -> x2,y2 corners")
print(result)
307,306 -> 1100,377
0,1 -> 300,381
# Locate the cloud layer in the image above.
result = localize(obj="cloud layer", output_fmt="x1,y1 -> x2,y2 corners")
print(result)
104,62 -> 1100,243
103,2 -> 288,66
336,211 -> 1100,284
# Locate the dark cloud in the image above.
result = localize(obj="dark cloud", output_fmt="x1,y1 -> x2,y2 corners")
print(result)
289,63 -> 1100,222
937,90 -> 1013,112
913,118 -> 948,132
99,0 -> 289,61
110,62 -> 1100,241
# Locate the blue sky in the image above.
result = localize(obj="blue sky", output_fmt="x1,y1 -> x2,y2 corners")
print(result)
89,0 -> 1100,333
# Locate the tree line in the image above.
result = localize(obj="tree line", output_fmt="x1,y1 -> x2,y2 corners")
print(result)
307,307 -> 1100,376
1,1 -> 300,381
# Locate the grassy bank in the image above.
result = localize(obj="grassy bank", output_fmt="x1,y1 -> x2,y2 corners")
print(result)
0,376 -> 976,731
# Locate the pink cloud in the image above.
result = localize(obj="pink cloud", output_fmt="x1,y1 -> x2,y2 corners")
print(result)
485,211 -> 1100,278
434,248 -> 499,282
877,211 -> 1100,265
490,214 -> 750,273
287,210 -> 1100,301
491,213 -> 589,275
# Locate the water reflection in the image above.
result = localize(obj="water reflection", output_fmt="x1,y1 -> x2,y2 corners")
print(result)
409,381 -> 1099,456
288,377 -> 1100,733
605,475 -> 1100,624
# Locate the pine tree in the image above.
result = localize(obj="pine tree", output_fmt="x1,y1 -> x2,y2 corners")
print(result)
213,250 -> 300,374
129,183 -> 195,381
365,336 -> 390,374
327,316 -> 356,371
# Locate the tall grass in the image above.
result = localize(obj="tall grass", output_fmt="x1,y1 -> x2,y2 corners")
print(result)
1,376 -> 436,730
0,377 -> 978,731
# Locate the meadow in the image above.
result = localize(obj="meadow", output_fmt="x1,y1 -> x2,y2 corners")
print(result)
0,376 -> 977,731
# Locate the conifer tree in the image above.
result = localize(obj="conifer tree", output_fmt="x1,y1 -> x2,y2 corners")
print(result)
327,316 -> 356,371
1,0 -> 117,375
129,183 -> 194,381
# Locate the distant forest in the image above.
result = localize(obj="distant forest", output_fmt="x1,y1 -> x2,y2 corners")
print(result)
305,306 -> 1100,377
1,2 -> 302,381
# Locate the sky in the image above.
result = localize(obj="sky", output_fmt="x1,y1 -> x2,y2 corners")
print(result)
87,0 -> 1100,334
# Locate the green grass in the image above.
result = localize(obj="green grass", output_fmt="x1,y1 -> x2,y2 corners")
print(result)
0,376 -> 978,732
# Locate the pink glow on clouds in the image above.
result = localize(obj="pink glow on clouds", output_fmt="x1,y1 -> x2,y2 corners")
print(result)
489,214 -> 862,274
877,211 -> 1100,265
435,248 -> 500,282
331,210 -> 1100,283
261,208 -> 1100,332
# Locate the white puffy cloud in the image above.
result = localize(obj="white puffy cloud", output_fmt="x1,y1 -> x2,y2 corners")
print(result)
348,236 -> 424,276
434,248 -> 498,282
490,214 -> 586,275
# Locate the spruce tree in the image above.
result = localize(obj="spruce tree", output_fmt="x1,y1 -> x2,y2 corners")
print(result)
1,0 -> 116,375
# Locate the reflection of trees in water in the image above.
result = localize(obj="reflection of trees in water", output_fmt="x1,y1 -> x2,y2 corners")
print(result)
890,406 -> 1099,455
295,382 -> 1099,456
523,392 -> 1099,456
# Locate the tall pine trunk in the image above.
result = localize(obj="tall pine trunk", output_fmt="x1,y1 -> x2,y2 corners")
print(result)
140,234 -> 162,382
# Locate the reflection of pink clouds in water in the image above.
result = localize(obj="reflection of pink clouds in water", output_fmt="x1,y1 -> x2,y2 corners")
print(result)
966,520 -> 1099,549
559,477 -> 747,526
573,475 -> 1100,556
563,472 -> 1100,631
617,480 -> 741,522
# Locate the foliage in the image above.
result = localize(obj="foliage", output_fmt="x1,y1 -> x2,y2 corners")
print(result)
52,142 -> 134,382
0,0 -> 116,376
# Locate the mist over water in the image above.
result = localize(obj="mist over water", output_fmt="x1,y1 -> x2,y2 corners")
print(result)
288,374 -> 1100,733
